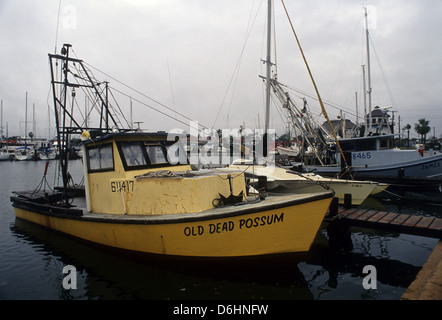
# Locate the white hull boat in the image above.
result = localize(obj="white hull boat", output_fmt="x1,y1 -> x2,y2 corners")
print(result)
14,147 -> 35,161
228,161 -> 385,206
305,135 -> 442,185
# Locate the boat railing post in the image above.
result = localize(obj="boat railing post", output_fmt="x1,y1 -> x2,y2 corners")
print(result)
81,143 -> 91,212
344,194 -> 352,208
328,197 -> 339,217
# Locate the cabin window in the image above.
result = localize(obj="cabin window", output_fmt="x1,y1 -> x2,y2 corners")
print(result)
145,144 -> 167,164
121,142 -> 147,167
87,143 -> 114,172
380,138 -> 393,149
355,139 -> 376,151
117,140 -> 176,171
339,141 -> 354,151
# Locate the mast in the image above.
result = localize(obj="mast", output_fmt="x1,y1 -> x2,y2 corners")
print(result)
0,99 -> 3,138
130,97 -> 133,130
55,44 -> 72,206
364,7 -> 373,135
355,92 -> 358,126
264,0 -> 272,134
33,103 -> 35,140
25,92 -> 28,146
49,44 -> 130,205
84,96 -> 88,129
362,64 -> 367,134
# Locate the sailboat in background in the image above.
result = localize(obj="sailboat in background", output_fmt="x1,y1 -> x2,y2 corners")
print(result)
14,92 -> 35,161
0,99 -> 12,160
38,148 -> 56,160
14,147 -> 35,161
0,149 -> 10,161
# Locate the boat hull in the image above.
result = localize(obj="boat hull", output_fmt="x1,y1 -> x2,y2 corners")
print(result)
352,155 -> 442,179
228,165 -> 377,205
0,153 -> 11,160
14,150 -> 35,160
12,193 -> 332,258
38,152 -> 57,160
308,154 -> 442,188
277,146 -> 300,157
274,178 -> 376,205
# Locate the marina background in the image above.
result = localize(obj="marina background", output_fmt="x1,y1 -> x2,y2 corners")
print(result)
1,159 -> 440,300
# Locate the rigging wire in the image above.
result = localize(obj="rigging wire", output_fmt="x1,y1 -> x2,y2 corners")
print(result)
369,37 -> 397,110
280,0 -> 348,166
68,47 -> 201,130
54,0 -> 62,54
212,0 -> 264,129
80,59 -> 210,131
110,86 -> 192,129
278,82 -> 359,120
167,60 -> 178,126
329,13 -> 362,103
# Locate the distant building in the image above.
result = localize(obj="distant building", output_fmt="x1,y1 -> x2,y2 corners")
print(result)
321,119 -> 357,139
322,106 -> 395,139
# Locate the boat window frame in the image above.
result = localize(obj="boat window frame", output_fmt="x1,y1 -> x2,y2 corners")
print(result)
116,140 -> 174,171
118,141 -> 148,170
145,143 -> 168,166
354,138 -> 377,151
379,136 -> 394,150
86,143 -> 115,173
117,141 -> 150,171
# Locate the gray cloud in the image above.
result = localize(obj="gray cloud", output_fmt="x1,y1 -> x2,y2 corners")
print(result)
0,0 -> 440,139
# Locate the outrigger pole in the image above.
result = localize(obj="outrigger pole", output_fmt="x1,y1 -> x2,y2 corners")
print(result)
49,44 -> 74,206
48,43 -> 126,206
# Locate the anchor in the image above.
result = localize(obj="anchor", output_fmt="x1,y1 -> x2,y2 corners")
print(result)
219,174 -> 244,206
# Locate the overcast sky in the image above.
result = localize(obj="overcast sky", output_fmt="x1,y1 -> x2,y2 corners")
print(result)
0,0 -> 441,140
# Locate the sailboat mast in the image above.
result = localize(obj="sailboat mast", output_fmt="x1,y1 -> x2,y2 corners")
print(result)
130,97 -> 133,130
264,0 -> 272,134
355,92 -> 358,126
364,7 -> 373,135
0,99 -> 3,138
362,64 -> 367,133
25,92 -> 28,146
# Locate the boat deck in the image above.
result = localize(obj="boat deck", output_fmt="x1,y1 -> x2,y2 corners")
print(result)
74,192 -> 332,224
12,190 -> 333,225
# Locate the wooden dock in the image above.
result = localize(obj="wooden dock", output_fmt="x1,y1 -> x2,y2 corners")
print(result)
325,206 -> 442,239
401,240 -> 442,300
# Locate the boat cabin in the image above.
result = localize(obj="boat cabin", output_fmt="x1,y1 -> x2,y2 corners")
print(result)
362,106 -> 394,136
335,134 -> 397,168
82,132 -> 246,216
338,134 -> 395,153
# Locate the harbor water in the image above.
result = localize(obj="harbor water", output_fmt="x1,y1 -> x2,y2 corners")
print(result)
0,159 -> 440,300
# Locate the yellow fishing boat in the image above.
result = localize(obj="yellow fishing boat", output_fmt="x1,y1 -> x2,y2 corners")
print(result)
12,132 -> 333,258
10,44 -> 333,259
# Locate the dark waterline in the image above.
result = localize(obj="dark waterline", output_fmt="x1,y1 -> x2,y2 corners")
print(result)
0,160 -> 439,300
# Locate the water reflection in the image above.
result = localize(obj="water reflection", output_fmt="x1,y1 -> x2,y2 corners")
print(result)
11,219 -> 312,300
307,235 -> 420,288
11,217 -> 432,300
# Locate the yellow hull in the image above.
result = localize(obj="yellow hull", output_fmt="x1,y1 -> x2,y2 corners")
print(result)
13,194 -> 332,258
